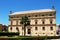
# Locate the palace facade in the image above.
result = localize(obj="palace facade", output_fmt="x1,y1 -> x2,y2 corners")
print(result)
8,7 -> 56,36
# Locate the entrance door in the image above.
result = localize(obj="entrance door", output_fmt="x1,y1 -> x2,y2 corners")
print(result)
28,29 -> 31,34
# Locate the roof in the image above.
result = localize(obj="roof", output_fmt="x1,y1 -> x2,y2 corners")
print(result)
9,9 -> 55,15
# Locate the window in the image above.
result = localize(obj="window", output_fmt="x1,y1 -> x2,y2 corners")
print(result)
57,32 -> 59,34
28,29 -> 31,34
35,27 -> 38,30
28,16 -> 30,17
50,27 -> 53,30
35,21 -> 37,24
18,20 -> 20,25
28,31 -> 30,34
42,21 -> 44,24
13,21 -> 16,25
10,27 -> 12,30
49,14 -> 52,16
35,15 -> 37,17
35,20 -> 38,24
14,16 -> 18,18
42,14 -> 44,16
46,14 -> 48,16
10,16 -> 13,18
16,27 -> 19,31
50,21 -> 52,24
42,27 -> 45,30
42,19 -> 45,24
16,16 -> 18,18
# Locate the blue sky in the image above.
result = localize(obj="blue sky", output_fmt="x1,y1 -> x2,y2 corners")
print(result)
0,0 -> 60,25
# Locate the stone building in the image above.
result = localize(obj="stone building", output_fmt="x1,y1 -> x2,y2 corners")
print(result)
8,7 -> 56,36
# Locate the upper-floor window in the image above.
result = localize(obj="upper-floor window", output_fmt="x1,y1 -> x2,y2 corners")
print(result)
42,27 -> 45,30
35,27 -> 38,30
35,19 -> 38,24
18,20 -> 20,25
35,21 -> 37,24
42,14 -> 44,16
42,19 -> 45,24
10,16 -> 13,18
50,26 -> 53,30
43,21 -> 44,24
46,14 -> 48,16
50,21 -> 52,24
14,16 -> 19,18
28,16 -> 30,17
49,14 -> 52,16
35,15 -> 37,17
16,16 -> 19,18
42,21 -> 44,24
12,21 -> 16,25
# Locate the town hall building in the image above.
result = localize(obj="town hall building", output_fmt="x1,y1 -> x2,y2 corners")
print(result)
8,7 -> 56,36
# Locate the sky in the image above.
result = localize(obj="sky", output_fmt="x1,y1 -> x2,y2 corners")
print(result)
0,0 -> 60,25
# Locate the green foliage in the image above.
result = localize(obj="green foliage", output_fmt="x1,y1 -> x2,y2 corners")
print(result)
26,21 -> 30,25
20,16 -> 30,36
0,32 -> 19,36
0,36 -> 60,40
20,16 -> 30,26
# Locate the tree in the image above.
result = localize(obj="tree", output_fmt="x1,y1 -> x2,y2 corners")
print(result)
20,16 -> 30,36
2,25 -> 8,32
